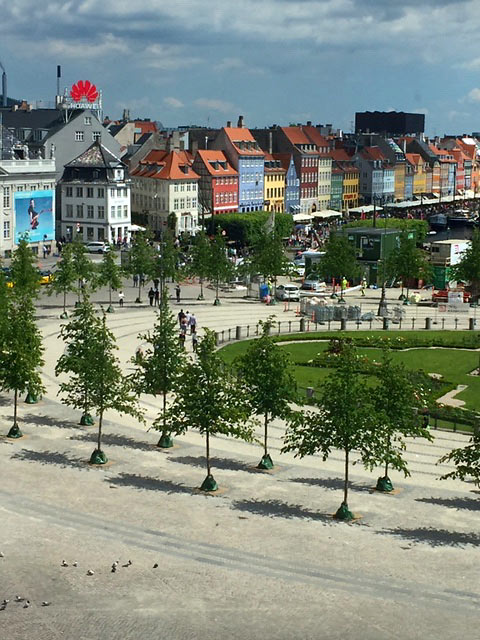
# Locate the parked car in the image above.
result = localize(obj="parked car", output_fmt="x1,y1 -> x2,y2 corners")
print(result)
85,242 -> 109,254
432,289 -> 471,303
1,267 -> 13,288
38,269 -> 53,285
301,275 -> 326,291
276,284 -> 301,301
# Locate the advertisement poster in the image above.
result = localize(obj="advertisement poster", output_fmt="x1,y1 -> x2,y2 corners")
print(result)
14,189 -> 55,244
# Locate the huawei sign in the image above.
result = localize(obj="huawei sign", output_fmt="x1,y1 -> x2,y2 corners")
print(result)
70,80 -> 99,103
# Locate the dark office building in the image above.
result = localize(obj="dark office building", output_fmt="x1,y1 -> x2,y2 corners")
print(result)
355,111 -> 425,136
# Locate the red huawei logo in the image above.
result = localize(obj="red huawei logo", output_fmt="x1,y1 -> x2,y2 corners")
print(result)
70,80 -> 99,103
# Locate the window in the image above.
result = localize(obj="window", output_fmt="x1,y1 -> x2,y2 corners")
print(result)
174,184 -> 178,192
97,188 -> 105,198
75,131 -> 84,142
110,206 -> 115,219
87,187 -> 94,198
87,227 -> 94,240
66,204 -> 73,218
3,186 -> 10,208
87,205 -> 94,219
84,116 -> 92,125
76,187 -> 83,198
180,183 -> 185,192
17,185 -> 24,192
123,205 -> 128,218
92,131 -> 101,142
98,205 -> 105,219
3,221 -> 10,239
98,227 -> 105,241
174,199 -> 179,209
76,205 -> 84,218
66,186 -> 73,197
117,206 -> 122,219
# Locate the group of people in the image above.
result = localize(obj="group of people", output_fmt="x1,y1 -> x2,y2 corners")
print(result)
177,309 -> 198,351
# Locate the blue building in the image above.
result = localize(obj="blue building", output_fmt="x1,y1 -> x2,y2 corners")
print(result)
274,153 -> 299,213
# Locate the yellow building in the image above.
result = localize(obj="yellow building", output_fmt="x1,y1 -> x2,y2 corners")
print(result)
342,165 -> 359,212
264,154 -> 286,212
406,153 -> 427,195
394,162 -> 405,201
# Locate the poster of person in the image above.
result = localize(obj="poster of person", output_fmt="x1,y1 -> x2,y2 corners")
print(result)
14,189 -> 55,244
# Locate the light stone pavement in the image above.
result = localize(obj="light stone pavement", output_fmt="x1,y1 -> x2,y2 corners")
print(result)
0,278 -> 479,639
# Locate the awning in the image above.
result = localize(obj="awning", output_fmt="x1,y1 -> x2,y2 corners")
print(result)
312,209 -> 342,219
348,204 -> 383,214
293,213 -> 313,222
128,224 -> 146,231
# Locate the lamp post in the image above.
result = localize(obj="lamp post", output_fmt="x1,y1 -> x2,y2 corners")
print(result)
377,204 -> 388,317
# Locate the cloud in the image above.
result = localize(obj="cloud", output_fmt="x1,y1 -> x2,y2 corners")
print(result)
36,33 -> 129,59
142,44 -> 201,70
194,98 -> 238,113
467,88 -> 480,103
163,96 -> 184,108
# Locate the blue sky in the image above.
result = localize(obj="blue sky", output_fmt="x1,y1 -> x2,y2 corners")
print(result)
1,0 -> 480,135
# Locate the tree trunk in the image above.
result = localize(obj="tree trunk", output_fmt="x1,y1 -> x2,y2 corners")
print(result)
343,448 -> 349,504
97,410 -> 103,452
162,391 -> 167,434
14,388 -> 18,425
63,289 -> 67,314
384,460 -> 389,478
264,412 -> 268,456
216,279 -> 219,302
109,286 -> 112,306
138,280 -> 142,302
200,277 -> 204,298
206,428 -> 211,475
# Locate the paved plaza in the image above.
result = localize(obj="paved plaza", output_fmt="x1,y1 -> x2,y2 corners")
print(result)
1,277 -> 479,639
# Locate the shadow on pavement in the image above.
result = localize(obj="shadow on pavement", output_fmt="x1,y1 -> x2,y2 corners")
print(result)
107,472 -> 192,494
11,448 -> 87,469
170,455 -> 254,473
415,496 -> 480,511
23,413 -> 81,431
378,527 -> 480,547
290,476 -> 373,493
231,498 -> 332,523
71,432 -> 154,452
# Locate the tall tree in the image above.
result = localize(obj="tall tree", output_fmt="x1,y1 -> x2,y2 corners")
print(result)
161,329 -> 255,490
2,293 -> 45,437
387,232 -> 431,300
151,230 -> 179,297
71,239 -> 96,303
439,427 -> 480,488
366,351 -> 433,491
318,234 -> 359,300
236,319 -> 296,469
282,342 -> 376,520
188,230 -> 211,300
249,229 -> 290,299
97,247 -> 123,312
450,229 -> 480,301
128,232 -> 155,303
132,292 -> 186,447
85,313 -> 143,464
10,234 -> 40,298
47,243 -> 77,318
205,231 -> 234,305
55,297 -> 100,426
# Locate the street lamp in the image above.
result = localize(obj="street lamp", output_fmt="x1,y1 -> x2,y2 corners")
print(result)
377,208 -> 389,317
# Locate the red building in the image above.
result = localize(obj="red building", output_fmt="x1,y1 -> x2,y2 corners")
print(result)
192,150 -> 239,215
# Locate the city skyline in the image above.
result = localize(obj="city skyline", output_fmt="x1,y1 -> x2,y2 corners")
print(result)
1,0 -> 480,134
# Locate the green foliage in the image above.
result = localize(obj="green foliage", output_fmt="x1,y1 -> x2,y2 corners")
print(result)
249,230 -> 290,281
47,244 -> 77,312
205,231 -> 235,300
386,231 -> 432,290
345,218 -> 429,242
71,240 -> 96,300
0,267 -> 10,362
187,231 -> 211,295
10,235 -> 40,297
128,232 -> 155,301
97,248 -> 123,305
439,429 -> 480,487
317,234 -> 360,282
207,212 -> 293,246
450,229 -> 480,299
151,230 -> 180,289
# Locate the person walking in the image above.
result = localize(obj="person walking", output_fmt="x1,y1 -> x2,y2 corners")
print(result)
361,277 -> 367,297
178,309 -> 186,326
133,274 -> 139,288
118,290 -> 125,307
148,287 -> 155,307
192,333 -> 198,353
188,312 -> 197,334
154,288 -> 160,306
175,284 -> 181,303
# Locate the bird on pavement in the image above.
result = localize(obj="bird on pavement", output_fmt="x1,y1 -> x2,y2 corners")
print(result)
0,552 -> 4,557
42,602 -> 51,607
72,561 -> 78,567
87,569 -> 94,576
153,563 -> 158,569
2,599 -> 9,605
15,596 -> 23,602
122,560 -> 132,567
61,560 -> 68,567
23,601 -> 30,609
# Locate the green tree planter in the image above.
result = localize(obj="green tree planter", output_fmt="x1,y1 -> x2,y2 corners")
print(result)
7,423 -> 23,439
257,453 -> 274,470
80,413 -> 94,426
90,449 -> 108,465
200,474 -> 218,492
334,502 -> 354,521
376,476 -> 394,492
157,433 -> 174,448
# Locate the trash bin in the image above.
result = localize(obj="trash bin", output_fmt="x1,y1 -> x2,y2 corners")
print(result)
425,317 -> 432,330
382,317 -> 389,330
306,387 -> 314,399
340,318 -> 347,331
300,318 -> 306,332
259,283 -> 269,300
469,318 -> 476,331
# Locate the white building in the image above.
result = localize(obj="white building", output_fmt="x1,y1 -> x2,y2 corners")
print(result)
0,156 -> 56,257
58,142 -> 131,245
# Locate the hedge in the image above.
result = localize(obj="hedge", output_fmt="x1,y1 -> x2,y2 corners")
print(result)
207,212 -> 293,246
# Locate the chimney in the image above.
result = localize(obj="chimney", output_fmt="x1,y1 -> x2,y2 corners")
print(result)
307,121 -> 312,127
205,135 -> 208,150
268,131 -> 273,154
2,71 -> 7,108
226,120 -> 232,128
237,115 -> 244,128
56,64 -> 61,98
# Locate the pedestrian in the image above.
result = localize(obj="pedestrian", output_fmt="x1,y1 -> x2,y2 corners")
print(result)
185,310 -> 191,326
133,274 -> 139,288
178,309 -> 186,325
140,273 -> 145,287
188,312 -> 197,334
154,288 -> 160,306
175,284 -> 181,303
179,331 -> 186,348
192,333 -> 198,353
43,244 -> 48,259
148,287 -> 155,307
180,317 -> 188,335
118,290 -> 125,307
153,278 -> 159,290
361,277 -> 367,297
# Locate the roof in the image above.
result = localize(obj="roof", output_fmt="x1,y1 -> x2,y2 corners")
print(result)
264,152 -> 285,174
361,146 -> 387,162
302,126 -> 330,151
223,127 -> 265,156
281,126 -> 318,152
0,107 -> 65,131
131,149 -> 199,180
329,149 -> 352,162
195,150 -> 238,176
405,153 -> 421,166
272,153 -> 295,172
65,141 -> 125,168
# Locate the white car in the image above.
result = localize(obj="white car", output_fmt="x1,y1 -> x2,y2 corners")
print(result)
301,275 -> 326,291
276,284 -> 301,301
85,242 -> 109,254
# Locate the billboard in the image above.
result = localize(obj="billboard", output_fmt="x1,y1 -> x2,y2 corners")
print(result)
14,189 -> 55,244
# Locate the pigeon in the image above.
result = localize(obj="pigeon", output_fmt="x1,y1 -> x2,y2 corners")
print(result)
15,596 -> 24,602
23,601 -> 30,609
72,561 -> 78,567
87,569 -> 94,576
0,605 -> 6,612
153,563 -> 158,569
122,560 -> 132,568
2,599 -> 9,605
42,601 -> 51,607
111,566 -> 116,573
112,561 -> 118,568
61,560 -> 68,567
0,551 -> 4,557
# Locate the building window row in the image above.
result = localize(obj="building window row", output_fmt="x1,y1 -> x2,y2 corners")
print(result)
65,204 -> 106,219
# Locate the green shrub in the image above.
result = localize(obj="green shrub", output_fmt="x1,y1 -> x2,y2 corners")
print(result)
207,212 -> 293,246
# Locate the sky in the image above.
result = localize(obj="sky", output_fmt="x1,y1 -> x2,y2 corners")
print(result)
2,0 -> 480,135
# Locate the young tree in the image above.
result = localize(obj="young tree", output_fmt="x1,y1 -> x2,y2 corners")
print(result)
366,351 -> 433,492
450,229 -> 480,301
132,292 -> 186,447
249,229 -> 290,300
97,248 -> 124,312
10,234 -> 40,298
85,313 -> 143,464
151,230 -> 179,297
55,297 -> 100,426
439,427 -> 480,488
282,343 -> 376,520
236,319 -> 296,469
128,232 -> 155,303
205,231 -> 234,305
2,293 -> 45,437
188,231 -> 211,300
387,232 -> 431,300
161,329 -> 256,490
71,239 -> 96,303
318,234 -> 359,300
47,243 -> 77,318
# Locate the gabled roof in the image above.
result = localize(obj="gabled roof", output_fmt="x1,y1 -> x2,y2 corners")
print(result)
131,149 -> 199,180
302,126 -> 330,151
329,149 -> 352,162
223,127 -> 265,156
272,153 -> 295,172
264,152 -> 285,173
281,126 -> 311,146
405,153 -> 421,167
65,141 -> 124,168
195,150 -> 238,176
361,146 -> 387,162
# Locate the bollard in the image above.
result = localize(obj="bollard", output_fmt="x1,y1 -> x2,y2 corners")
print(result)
442,319 -> 445,330
215,332 -> 220,346
425,317 -> 432,330
236,326 -> 242,340
383,317 -> 389,331
455,318 -> 458,330
306,387 -> 314,399
411,319 -> 415,330
228,328 -> 232,341
289,320 -> 292,332
247,325 -> 250,337
340,318 -> 347,331
300,318 -> 306,332
469,317 -> 476,331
